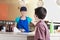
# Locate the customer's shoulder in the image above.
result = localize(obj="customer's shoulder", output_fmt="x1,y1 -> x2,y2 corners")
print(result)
39,20 -> 47,26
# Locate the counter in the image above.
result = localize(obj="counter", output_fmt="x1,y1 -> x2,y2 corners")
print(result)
0,32 -> 60,40
0,32 -> 34,40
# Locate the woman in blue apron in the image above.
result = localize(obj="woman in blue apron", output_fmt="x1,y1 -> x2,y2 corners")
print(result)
15,6 -> 32,32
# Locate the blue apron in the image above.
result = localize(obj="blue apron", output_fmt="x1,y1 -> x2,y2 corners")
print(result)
17,17 -> 29,32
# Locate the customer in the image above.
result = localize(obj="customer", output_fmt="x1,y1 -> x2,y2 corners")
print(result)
15,6 -> 32,32
34,7 -> 50,40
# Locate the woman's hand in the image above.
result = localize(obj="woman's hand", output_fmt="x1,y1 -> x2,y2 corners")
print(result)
20,29 -> 25,32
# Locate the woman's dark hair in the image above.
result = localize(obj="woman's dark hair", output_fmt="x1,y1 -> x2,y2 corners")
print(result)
35,7 -> 47,19
20,6 -> 27,11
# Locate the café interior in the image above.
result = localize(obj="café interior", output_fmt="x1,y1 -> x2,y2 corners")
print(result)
0,0 -> 60,40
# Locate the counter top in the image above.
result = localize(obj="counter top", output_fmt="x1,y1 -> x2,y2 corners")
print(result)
0,32 -> 35,36
0,32 -> 60,40
0,32 -> 60,37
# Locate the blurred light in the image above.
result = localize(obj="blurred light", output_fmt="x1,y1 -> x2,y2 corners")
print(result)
19,0 -> 28,4
37,0 -> 44,7
56,0 -> 60,6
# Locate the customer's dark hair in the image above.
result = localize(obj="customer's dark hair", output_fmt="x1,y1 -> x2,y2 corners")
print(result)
35,7 -> 47,19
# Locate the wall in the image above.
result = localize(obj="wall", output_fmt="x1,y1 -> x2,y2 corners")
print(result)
1,0 -> 60,22
27,0 -> 38,22
0,0 -> 20,20
9,0 -> 60,22
7,0 -> 38,21
44,0 -> 60,22
0,0 -> 8,20
7,0 -> 20,20
0,0 -> 40,21
8,3 -> 20,20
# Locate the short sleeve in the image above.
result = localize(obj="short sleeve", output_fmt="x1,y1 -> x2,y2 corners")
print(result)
27,17 -> 32,24
15,17 -> 20,23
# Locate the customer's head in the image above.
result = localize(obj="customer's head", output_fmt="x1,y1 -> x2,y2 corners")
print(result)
20,6 -> 27,17
34,7 -> 47,20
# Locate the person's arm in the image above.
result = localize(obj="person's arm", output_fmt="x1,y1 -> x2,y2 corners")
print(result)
15,17 -> 21,31
15,17 -> 20,28
35,24 -> 45,40
27,17 -> 35,32
27,17 -> 36,25
29,22 -> 35,32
